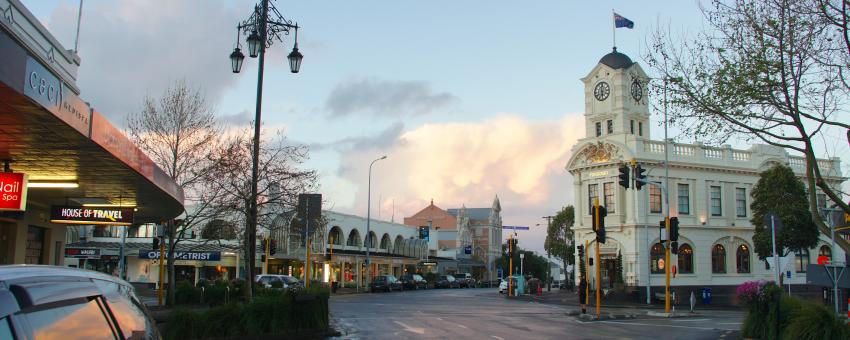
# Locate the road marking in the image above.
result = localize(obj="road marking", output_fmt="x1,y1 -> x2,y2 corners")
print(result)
436,317 -> 444,321
457,324 -> 468,329
393,320 -> 425,334
491,336 -> 505,340
671,318 -> 709,322
718,322 -> 741,325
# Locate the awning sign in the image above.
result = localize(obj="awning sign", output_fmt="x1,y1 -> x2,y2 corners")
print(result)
0,173 -> 28,211
50,206 -> 134,226
139,250 -> 221,261
65,248 -> 100,259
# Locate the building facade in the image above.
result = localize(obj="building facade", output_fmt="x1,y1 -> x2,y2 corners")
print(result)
566,48 -> 847,302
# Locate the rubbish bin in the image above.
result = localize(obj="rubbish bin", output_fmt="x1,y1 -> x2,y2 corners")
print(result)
701,288 -> 712,305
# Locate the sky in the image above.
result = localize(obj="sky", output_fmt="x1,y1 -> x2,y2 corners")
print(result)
22,0 -> 850,255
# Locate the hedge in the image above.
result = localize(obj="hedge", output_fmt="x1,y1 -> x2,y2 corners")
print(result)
165,287 -> 329,340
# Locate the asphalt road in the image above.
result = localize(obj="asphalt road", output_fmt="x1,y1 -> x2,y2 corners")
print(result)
329,287 -> 742,340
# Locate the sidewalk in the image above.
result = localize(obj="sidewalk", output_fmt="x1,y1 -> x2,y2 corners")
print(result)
510,288 -> 742,313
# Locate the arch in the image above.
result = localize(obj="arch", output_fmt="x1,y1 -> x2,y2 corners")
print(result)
650,243 -> 664,274
365,231 -> 378,249
328,226 -> 344,246
394,235 -> 404,251
819,245 -> 832,261
380,233 -> 391,250
677,243 -> 694,274
712,244 -> 727,274
736,244 -> 751,273
347,229 -> 361,247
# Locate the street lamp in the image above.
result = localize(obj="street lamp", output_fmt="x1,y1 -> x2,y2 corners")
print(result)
365,155 -> 387,291
230,0 -> 302,299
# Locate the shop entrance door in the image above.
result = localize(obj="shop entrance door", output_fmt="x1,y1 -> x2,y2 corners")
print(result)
25,226 -> 45,264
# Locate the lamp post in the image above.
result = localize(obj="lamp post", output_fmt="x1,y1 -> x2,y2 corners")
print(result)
229,0 -> 302,300
365,155 -> 387,291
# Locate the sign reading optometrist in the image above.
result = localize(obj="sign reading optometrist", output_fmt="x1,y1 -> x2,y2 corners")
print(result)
139,250 -> 221,261
0,173 -> 28,211
50,205 -> 134,225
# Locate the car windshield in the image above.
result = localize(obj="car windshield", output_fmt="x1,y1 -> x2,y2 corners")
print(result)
282,276 -> 299,284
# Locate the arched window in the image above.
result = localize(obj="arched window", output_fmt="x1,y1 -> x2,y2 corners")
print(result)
365,232 -> 377,249
678,244 -> 693,274
650,243 -> 665,274
380,233 -> 391,250
712,244 -> 726,274
346,229 -> 361,247
328,227 -> 343,246
819,245 -> 831,261
795,249 -> 810,273
736,244 -> 750,273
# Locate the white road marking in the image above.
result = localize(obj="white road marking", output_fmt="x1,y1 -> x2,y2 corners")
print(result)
393,320 -> 425,335
457,324 -> 468,329
491,336 -> 505,340
671,318 -> 710,322
599,320 -> 736,331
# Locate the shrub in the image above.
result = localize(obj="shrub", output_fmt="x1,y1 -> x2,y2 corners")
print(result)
164,308 -> 204,340
175,281 -> 201,305
783,302 -> 850,340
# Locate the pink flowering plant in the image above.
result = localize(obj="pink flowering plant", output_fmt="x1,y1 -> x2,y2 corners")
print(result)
736,279 -> 774,305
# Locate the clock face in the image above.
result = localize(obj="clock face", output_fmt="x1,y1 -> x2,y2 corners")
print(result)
631,80 -> 643,102
594,82 -> 610,101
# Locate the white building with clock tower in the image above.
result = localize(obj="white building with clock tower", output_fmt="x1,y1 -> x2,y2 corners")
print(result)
566,48 -> 846,304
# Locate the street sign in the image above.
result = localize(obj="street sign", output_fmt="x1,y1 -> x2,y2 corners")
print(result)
464,245 -> 472,254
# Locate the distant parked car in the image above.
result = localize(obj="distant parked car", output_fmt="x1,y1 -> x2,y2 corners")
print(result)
398,274 -> 428,290
435,275 -> 460,289
0,265 -> 160,339
370,275 -> 402,292
254,274 -> 301,290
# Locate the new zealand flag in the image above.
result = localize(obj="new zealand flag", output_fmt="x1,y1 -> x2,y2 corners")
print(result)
614,13 -> 634,29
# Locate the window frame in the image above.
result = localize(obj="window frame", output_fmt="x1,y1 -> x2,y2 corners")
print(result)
735,188 -> 747,217
638,122 -> 643,136
606,120 -> 613,134
710,185 -> 722,216
795,249 -> 810,273
736,244 -> 751,274
677,243 -> 694,274
649,185 -> 662,213
630,120 -> 635,134
677,183 -> 690,215
603,182 -> 615,213
650,243 -> 665,274
588,184 -> 599,215
595,122 -> 602,137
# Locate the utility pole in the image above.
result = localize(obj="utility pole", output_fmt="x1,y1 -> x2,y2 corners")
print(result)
508,233 -> 514,296
594,198 -> 602,317
663,76 -> 672,315
585,239 -> 589,307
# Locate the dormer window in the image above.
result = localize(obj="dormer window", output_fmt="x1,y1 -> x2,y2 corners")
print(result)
607,120 -> 613,134
595,122 -> 602,137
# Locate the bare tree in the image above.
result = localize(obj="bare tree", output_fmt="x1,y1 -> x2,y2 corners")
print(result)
203,126 -> 318,299
126,79 -> 225,306
645,0 -> 850,252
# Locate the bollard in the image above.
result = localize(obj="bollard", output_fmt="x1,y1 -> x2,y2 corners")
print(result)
689,291 -> 695,312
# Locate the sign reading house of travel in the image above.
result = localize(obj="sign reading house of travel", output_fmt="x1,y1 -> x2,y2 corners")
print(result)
50,206 -> 134,226
65,248 -> 100,259
0,173 -> 28,211
139,250 -> 221,261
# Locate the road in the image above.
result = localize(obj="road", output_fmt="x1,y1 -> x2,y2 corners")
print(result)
330,287 -> 742,339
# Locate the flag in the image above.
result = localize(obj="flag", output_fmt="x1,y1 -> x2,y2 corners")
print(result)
614,13 -> 634,29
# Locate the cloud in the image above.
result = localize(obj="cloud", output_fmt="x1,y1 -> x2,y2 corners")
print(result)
325,78 -> 459,117
43,0 -> 243,123
219,110 -> 254,126
327,114 -> 586,244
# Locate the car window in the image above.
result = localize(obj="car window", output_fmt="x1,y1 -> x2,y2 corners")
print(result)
94,279 -> 155,340
0,317 -> 14,340
23,298 -> 116,339
259,277 -> 272,284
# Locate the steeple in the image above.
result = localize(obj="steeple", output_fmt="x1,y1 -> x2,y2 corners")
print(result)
581,48 -> 650,141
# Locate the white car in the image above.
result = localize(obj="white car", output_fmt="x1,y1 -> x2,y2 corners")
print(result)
499,279 -> 508,294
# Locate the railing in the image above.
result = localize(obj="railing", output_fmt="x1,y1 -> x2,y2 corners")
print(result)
639,141 -> 838,172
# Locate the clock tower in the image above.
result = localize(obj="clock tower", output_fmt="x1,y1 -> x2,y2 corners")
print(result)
581,47 -> 650,142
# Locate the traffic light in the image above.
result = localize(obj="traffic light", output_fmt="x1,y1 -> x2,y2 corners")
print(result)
577,244 -> 584,259
634,164 -> 647,190
589,257 -> 594,266
669,217 -> 680,242
592,205 -> 608,244
618,165 -> 630,189
261,238 -> 266,252
261,254 -> 266,262
671,241 -> 679,255
269,239 -> 277,255
152,236 -> 160,250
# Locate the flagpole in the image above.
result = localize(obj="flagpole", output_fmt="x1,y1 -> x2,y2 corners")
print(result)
612,9 -> 616,49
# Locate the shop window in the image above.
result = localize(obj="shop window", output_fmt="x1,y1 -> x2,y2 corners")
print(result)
712,244 -> 726,274
795,249 -> 810,273
650,243 -> 665,274
678,244 -> 693,274
736,244 -> 750,273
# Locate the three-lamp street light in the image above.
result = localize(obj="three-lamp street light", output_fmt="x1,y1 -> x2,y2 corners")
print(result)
229,0 -> 303,299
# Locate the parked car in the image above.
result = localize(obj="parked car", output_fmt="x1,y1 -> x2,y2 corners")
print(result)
254,274 -> 302,290
435,275 -> 460,289
457,274 -> 477,288
398,274 -> 428,290
370,275 -> 402,292
0,265 -> 160,339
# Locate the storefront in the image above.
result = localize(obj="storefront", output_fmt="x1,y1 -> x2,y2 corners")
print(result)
0,0 -> 184,266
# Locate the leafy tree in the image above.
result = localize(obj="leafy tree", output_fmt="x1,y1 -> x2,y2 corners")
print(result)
201,219 -> 238,240
544,205 -> 575,281
646,0 -> 850,252
495,244 -> 548,281
615,251 -> 624,284
750,164 -> 819,259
